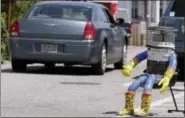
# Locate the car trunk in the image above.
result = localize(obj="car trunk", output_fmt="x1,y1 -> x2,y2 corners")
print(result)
19,18 -> 87,40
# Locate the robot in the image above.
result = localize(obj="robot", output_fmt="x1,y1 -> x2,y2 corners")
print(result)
118,26 -> 178,117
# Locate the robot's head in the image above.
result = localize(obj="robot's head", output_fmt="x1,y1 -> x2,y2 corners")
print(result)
146,26 -> 178,50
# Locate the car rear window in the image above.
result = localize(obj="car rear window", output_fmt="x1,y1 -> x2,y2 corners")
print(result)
27,4 -> 92,21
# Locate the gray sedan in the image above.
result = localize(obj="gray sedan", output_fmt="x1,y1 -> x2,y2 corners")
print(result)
9,1 -> 127,75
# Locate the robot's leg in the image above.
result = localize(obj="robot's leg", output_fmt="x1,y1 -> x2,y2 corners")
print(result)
118,74 -> 148,116
134,94 -> 152,117
118,92 -> 135,116
135,74 -> 156,117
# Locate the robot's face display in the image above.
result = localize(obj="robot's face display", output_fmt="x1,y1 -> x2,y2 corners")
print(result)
147,47 -> 172,52
146,30 -> 176,49
148,31 -> 175,43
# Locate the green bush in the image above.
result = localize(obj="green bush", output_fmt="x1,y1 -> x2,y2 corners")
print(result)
11,0 -> 39,24
1,12 -> 9,64
1,0 -> 39,64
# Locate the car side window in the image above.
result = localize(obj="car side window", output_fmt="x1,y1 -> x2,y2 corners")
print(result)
102,8 -> 115,24
98,8 -> 108,23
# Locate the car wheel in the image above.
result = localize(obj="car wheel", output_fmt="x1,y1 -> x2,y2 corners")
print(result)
114,44 -> 127,69
11,59 -> 27,72
92,43 -> 107,75
44,63 -> 55,69
123,44 -> 128,65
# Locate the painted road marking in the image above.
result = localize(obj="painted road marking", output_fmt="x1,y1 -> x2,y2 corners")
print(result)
122,82 -> 132,87
115,92 -> 184,117
160,103 -> 184,107
171,86 -> 184,90
135,92 -> 184,111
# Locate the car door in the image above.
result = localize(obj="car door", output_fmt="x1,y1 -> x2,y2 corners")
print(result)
96,8 -> 115,61
103,8 -> 121,60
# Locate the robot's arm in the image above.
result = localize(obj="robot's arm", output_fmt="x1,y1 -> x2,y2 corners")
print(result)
164,53 -> 177,79
129,50 -> 148,68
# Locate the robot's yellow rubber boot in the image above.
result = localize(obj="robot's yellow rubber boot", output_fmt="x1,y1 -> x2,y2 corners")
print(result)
135,94 -> 152,117
118,92 -> 135,116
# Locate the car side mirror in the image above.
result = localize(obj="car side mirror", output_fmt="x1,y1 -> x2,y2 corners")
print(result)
116,18 -> 125,25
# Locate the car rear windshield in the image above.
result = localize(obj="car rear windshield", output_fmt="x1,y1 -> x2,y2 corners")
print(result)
27,4 -> 92,21
170,0 -> 185,17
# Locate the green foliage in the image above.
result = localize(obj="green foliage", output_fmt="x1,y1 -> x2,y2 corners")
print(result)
1,12 -> 9,64
11,0 -> 39,24
1,0 -> 39,64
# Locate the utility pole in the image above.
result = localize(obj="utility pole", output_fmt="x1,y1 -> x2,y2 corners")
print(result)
144,1 -> 147,21
146,0 -> 151,28
8,0 -> 12,30
156,0 -> 160,25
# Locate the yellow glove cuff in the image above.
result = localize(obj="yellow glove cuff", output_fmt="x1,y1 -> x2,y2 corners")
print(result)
164,69 -> 174,80
130,60 -> 137,68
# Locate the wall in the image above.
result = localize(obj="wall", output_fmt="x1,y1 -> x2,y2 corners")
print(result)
118,1 -> 132,22
129,22 -> 147,46
137,1 -> 145,20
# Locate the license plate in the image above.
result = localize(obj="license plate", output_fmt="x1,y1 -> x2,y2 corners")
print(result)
41,44 -> 57,53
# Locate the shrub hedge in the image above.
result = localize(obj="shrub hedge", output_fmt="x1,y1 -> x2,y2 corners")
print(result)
1,0 -> 38,64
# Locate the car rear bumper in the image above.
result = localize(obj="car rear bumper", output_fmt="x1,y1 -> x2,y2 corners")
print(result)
9,38 -> 100,64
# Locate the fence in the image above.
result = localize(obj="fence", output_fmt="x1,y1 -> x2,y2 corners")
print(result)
128,21 -> 147,46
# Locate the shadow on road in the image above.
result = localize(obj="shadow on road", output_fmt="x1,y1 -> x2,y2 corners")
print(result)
102,111 -> 118,115
102,111 -> 158,116
1,65 -> 114,76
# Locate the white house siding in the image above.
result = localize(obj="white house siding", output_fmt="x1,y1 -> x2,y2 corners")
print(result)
118,0 -> 170,23
151,1 -> 160,25
137,1 -> 145,20
118,1 -> 132,22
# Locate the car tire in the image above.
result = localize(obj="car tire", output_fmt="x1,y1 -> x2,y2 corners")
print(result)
11,59 -> 27,72
114,44 -> 127,69
123,44 -> 128,65
92,43 -> 107,75
44,63 -> 55,69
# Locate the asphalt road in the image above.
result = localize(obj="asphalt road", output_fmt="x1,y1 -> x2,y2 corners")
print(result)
1,46 -> 184,117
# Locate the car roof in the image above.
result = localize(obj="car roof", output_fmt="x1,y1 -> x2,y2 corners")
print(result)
35,1 -> 106,8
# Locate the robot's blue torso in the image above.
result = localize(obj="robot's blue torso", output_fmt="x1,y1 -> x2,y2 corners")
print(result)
133,48 -> 177,77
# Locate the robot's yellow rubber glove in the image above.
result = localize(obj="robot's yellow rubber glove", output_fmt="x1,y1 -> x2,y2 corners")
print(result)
121,65 -> 133,77
158,76 -> 170,93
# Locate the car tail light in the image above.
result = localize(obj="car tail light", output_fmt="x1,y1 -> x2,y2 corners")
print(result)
83,21 -> 96,40
10,20 -> 20,37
